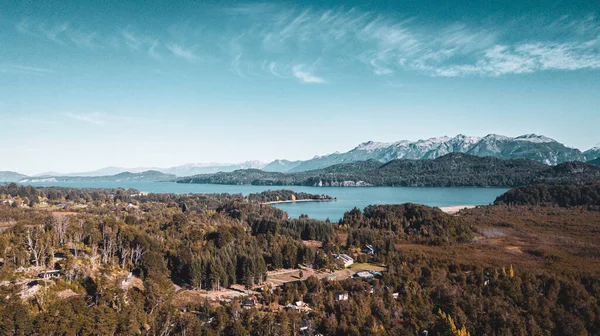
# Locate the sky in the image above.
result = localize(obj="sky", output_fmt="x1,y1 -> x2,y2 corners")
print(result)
1,0 -> 599,175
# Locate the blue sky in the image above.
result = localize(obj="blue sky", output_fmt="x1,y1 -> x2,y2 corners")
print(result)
1,0 -> 599,175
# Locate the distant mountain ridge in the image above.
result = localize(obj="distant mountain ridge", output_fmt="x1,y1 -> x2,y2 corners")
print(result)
176,153 -> 600,187
4,134 -> 599,178
0,171 -> 28,183
19,170 -> 174,183
286,134 -> 594,172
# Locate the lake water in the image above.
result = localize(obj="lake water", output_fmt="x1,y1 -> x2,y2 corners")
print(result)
23,181 -> 508,221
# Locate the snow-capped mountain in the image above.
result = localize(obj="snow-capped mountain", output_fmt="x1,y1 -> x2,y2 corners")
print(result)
287,134 -> 588,172
262,160 -> 303,173
8,134 -> 597,178
584,145 -> 600,162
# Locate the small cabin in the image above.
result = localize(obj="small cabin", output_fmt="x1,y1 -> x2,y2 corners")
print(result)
286,301 -> 311,313
242,297 -> 257,309
335,291 -> 349,301
37,270 -> 61,279
335,254 -> 354,268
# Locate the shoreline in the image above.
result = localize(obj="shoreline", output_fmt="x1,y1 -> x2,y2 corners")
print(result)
263,198 -> 336,205
439,205 -> 478,214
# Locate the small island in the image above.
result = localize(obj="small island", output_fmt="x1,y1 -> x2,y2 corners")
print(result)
246,189 -> 335,204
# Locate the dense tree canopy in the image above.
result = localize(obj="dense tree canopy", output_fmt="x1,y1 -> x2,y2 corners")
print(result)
0,185 -> 599,335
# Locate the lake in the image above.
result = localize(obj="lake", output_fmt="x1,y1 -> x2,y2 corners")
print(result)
23,181 -> 508,221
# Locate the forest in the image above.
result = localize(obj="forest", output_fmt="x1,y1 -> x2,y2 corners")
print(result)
246,190 -> 334,203
495,183 -> 600,207
176,153 -> 600,187
0,184 -> 599,335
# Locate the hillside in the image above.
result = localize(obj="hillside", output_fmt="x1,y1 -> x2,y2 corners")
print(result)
585,146 -> 600,161
176,153 -> 600,187
589,157 -> 600,166
495,184 -> 600,207
20,170 -> 175,183
0,171 -> 28,182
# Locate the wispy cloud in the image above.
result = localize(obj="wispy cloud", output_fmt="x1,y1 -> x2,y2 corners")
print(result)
231,53 -> 245,77
13,9 -> 600,80
121,27 -> 162,59
222,6 -> 600,78
17,18 -> 99,48
292,65 -> 325,83
263,61 -> 288,78
148,40 -> 161,59
166,43 -> 197,62
65,113 -> 106,125
0,63 -> 55,75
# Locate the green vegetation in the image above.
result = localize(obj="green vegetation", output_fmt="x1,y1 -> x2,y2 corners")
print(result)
246,189 -> 334,203
495,183 -> 600,207
0,184 -> 599,335
176,153 -> 600,187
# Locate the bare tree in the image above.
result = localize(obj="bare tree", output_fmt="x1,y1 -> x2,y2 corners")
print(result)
131,244 -> 145,266
26,225 -> 48,267
52,214 -> 69,246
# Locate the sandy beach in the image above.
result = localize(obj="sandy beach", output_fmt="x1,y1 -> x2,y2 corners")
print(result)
263,198 -> 335,205
440,205 -> 477,214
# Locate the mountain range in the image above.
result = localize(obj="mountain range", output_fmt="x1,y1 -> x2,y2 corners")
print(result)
16,171 -> 174,183
1,134 -> 599,182
176,153 -> 600,188
280,134 -> 598,173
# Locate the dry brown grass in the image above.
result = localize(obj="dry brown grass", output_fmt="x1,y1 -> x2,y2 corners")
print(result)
348,263 -> 386,272
396,206 -> 600,275
302,240 -> 323,248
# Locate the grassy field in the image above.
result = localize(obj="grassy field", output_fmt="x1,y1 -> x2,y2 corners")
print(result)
348,262 -> 387,272
394,205 -> 600,276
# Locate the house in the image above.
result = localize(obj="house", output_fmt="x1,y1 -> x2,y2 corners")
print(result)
392,292 -> 399,299
242,297 -> 257,309
326,275 -> 337,281
355,271 -> 374,279
285,301 -> 311,313
335,291 -> 349,301
37,270 -> 61,279
335,254 -> 354,268
363,244 -> 377,255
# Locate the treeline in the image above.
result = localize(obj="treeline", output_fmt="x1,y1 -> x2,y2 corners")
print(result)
495,184 -> 600,207
176,153 -> 600,187
341,203 -> 472,247
246,189 -> 333,203
0,182 -> 138,203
